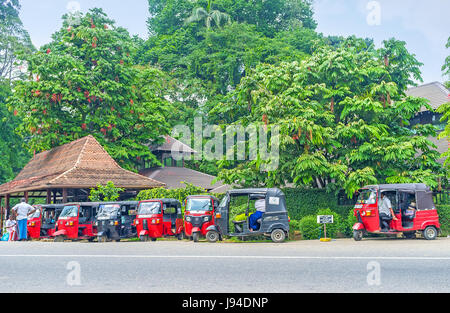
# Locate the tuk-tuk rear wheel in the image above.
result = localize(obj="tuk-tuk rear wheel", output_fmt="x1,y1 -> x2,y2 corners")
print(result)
353,230 -> 363,241
206,230 -> 219,243
270,229 -> 286,243
423,226 -> 438,240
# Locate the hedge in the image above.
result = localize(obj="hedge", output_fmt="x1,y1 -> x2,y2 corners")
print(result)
437,205 -> 450,236
282,188 -> 353,220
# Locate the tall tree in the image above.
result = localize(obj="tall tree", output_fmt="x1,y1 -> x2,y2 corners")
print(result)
436,36 -> 450,168
184,0 -> 231,29
213,38 -> 445,195
0,0 -> 34,80
8,8 -> 173,170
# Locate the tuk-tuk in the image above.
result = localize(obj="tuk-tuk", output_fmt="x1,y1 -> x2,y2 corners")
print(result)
95,201 -> 138,242
184,195 -> 220,242
27,204 -> 64,239
135,199 -> 184,241
52,202 -> 99,242
207,188 -> 290,243
352,184 -> 441,241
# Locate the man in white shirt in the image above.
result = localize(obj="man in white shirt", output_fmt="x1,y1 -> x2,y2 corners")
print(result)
11,198 -> 36,241
379,193 -> 398,231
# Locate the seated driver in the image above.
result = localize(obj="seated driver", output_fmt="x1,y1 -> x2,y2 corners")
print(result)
249,197 -> 265,231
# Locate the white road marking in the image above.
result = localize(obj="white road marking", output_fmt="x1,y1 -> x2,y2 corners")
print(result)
0,255 -> 449,260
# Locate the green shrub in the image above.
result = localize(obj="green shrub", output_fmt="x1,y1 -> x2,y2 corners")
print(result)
89,181 -> 124,202
289,219 -> 301,231
344,208 -> 358,237
299,215 -> 321,240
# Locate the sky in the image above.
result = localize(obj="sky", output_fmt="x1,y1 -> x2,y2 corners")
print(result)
18,0 -> 450,85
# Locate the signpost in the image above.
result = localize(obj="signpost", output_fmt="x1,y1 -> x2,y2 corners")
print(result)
317,215 -> 334,242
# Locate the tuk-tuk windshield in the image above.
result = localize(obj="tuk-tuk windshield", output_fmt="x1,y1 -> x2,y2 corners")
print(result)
97,204 -> 120,219
29,209 -> 41,219
186,198 -> 213,212
357,190 -> 377,204
138,202 -> 161,215
59,205 -> 79,218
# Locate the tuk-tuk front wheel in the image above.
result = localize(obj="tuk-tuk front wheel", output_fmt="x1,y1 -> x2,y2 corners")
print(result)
423,226 -> 438,240
206,230 -> 219,243
270,229 -> 286,243
353,230 -> 363,241
192,232 -> 200,242
140,235 -> 149,242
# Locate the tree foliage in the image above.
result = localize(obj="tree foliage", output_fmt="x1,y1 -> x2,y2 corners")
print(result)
213,38 -> 445,195
8,9 -> 173,170
0,0 -> 34,80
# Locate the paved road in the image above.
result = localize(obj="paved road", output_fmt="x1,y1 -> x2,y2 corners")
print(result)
0,238 -> 449,293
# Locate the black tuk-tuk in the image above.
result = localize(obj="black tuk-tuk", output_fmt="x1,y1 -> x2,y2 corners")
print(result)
95,201 -> 138,242
207,188 -> 290,243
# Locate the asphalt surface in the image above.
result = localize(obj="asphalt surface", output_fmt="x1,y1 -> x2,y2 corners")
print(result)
0,237 -> 449,293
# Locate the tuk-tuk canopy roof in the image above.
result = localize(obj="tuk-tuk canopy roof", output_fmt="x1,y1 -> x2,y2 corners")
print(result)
227,188 -> 285,197
64,202 -> 101,207
99,201 -> 139,206
139,198 -> 181,206
226,188 -> 287,213
363,183 -> 431,192
186,194 -> 220,202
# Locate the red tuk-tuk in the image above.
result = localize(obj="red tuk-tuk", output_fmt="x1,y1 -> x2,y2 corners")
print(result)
184,195 -> 219,242
135,199 -> 183,241
27,204 -> 64,239
52,202 -> 99,242
352,184 -> 441,241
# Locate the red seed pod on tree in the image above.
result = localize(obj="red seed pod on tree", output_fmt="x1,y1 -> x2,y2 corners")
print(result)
81,123 -> 87,130
13,109 -> 18,116
46,48 -> 51,54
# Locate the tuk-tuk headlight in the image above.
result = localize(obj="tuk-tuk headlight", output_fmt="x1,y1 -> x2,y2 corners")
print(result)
203,216 -> 210,222
185,216 -> 192,222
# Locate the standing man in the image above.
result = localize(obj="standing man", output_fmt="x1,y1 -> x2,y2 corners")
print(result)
11,198 -> 36,241
379,193 -> 398,232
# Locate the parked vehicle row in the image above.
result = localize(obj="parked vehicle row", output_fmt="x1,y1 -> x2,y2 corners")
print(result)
26,185 -> 442,243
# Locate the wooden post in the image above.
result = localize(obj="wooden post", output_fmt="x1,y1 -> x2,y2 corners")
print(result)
5,194 -> 10,219
62,188 -> 68,203
53,190 -> 57,204
24,191 -> 29,203
46,190 -> 51,204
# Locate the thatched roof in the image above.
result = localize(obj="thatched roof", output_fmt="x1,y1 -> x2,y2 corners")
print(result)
0,135 -> 165,195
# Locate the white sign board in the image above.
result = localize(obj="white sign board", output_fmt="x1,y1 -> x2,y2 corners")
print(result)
317,215 -> 334,224
269,197 -> 279,205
